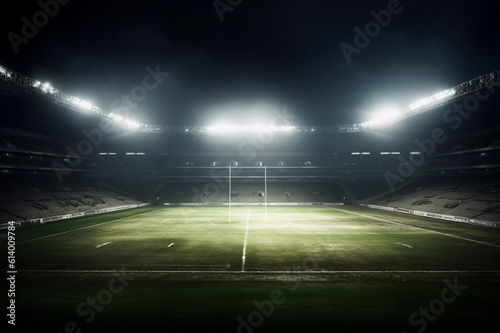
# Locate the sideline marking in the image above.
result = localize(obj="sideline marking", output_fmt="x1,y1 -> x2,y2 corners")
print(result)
241,208 -> 251,272
18,269 -> 500,274
331,208 -> 500,248
17,211 -> 151,245
95,242 -> 110,248
396,242 -> 413,248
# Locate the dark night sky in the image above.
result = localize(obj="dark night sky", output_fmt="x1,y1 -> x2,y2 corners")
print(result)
1,0 -> 499,126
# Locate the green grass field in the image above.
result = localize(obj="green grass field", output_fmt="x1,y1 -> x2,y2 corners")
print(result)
3,205 -> 500,332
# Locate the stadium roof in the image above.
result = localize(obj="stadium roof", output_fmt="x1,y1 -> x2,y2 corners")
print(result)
1,64 -> 498,135
1,0 -> 499,129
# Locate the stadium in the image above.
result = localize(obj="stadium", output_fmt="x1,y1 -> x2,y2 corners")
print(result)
1,1 -> 500,332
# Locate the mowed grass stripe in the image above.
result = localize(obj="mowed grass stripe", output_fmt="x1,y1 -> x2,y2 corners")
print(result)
18,269 -> 500,274
331,207 -> 500,248
15,206 -> 252,271
9,206 -> 161,243
16,211 -> 153,244
10,205 -> 500,273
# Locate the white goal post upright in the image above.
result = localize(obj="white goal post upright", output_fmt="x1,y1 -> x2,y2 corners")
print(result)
265,164 -> 267,224
229,165 -> 231,224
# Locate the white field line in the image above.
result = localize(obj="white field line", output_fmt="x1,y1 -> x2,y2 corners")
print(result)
396,242 -> 413,248
331,208 -> 500,248
17,211 -> 152,245
241,208 -> 251,272
18,269 -> 500,274
168,243 -> 174,247
95,242 -> 110,248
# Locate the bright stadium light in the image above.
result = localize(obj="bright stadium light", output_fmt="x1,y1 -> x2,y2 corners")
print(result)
365,108 -> 400,128
409,88 -> 456,110
271,125 -> 295,132
206,121 -> 297,135
206,123 -> 240,134
78,100 -> 93,111
122,118 -> 141,130
40,82 -> 56,94
0,66 -> 11,78
70,97 -> 81,105
66,96 -> 94,111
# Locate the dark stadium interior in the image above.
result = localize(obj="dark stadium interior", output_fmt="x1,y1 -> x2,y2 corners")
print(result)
2,80 -> 500,222
1,1 -> 500,332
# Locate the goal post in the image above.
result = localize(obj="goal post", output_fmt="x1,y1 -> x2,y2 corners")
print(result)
229,165 -> 231,224
228,164 -> 267,224
265,164 -> 267,224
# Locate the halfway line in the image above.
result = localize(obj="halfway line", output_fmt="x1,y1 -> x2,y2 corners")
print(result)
241,208 -> 251,272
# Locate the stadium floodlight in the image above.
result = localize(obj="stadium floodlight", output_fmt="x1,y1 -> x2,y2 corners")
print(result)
409,88 -> 456,110
40,82 -> 56,94
78,100 -> 93,111
113,114 -> 123,122
67,96 -> 94,111
206,123 -> 237,134
121,118 -> 141,130
70,97 -> 81,105
365,108 -> 400,128
206,122 -> 297,135
271,125 -> 296,132
0,66 -> 10,78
